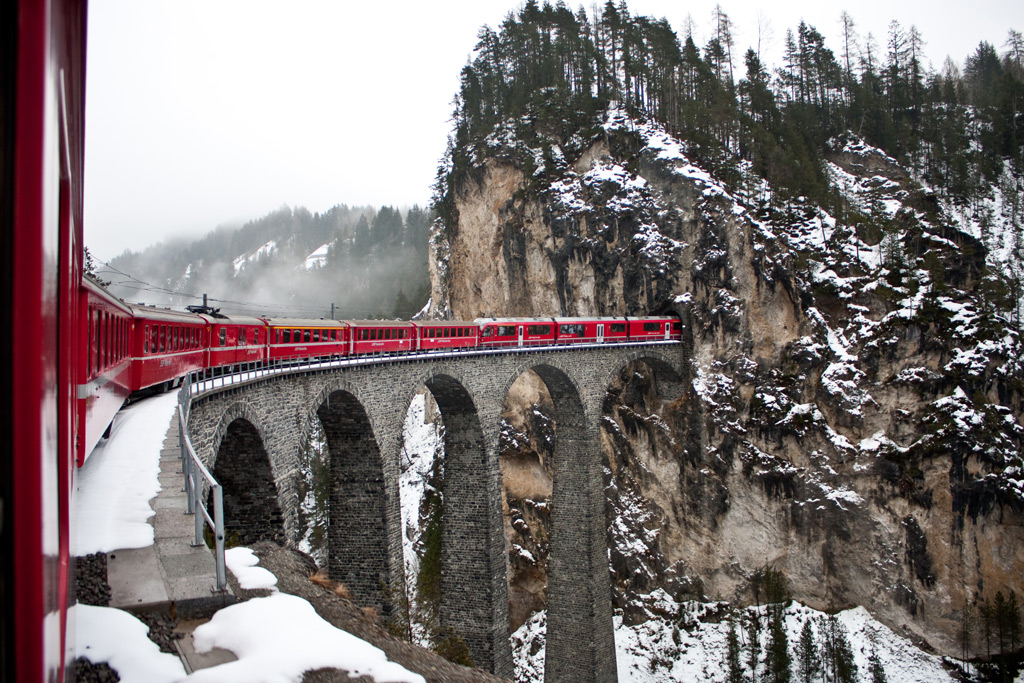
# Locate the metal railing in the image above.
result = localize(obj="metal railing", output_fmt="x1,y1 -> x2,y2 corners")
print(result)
177,374 -> 227,592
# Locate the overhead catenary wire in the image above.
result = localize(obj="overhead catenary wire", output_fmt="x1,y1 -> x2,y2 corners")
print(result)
92,259 -> 401,318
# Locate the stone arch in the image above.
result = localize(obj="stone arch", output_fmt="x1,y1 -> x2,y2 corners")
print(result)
314,386 -> 391,610
403,366 -> 512,678
501,360 -> 617,683
209,402 -> 285,546
600,349 -> 687,406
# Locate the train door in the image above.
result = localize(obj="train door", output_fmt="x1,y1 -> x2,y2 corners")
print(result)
597,324 -> 604,343
664,322 -> 670,340
517,325 -> 524,347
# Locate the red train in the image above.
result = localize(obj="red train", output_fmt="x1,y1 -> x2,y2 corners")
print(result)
73,294 -> 684,492
78,298 -> 682,470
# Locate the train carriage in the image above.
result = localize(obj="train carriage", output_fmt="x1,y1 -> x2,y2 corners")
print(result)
264,318 -> 348,362
476,318 -> 558,347
553,317 -> 630,344
626,316 -> 681,341
201,314 -> 268,370
129,304 -> 207,392
415,321 -> 478,351
78,277 -> 135,466
346,320 -> 416,355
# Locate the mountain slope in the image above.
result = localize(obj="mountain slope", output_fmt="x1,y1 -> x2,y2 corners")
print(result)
429,99 -> 1023,664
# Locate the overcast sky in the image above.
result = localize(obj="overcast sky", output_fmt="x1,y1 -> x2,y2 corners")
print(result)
84,0 -> 1023,261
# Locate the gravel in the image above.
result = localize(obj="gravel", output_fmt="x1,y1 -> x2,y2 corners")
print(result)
75,553 -> 111,606
74,551 -> 181,667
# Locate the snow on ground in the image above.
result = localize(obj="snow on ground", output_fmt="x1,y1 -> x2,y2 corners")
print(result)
233,240 -> 278,275
399,391 -> 444,644
304,243 -> 330,270
187,592 -> 425,683
78,548 -> 424,683
225,547 -> 278,591
75,604 -> 187,683
74,392 -> 179,554
511,600 -> 955,683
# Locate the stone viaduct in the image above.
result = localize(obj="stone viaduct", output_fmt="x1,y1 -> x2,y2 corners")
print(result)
183,342 -> 685,682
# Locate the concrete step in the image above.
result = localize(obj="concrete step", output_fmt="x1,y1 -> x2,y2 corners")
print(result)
106,414 -> 235,622
174,618 -> 238,673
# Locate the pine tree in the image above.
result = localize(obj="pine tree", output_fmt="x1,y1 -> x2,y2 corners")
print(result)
796,619 -> 819,683
748,611 -> 763,682
727,618 -> 745,683
868,649 -> 888,683
765,611 -> 792,683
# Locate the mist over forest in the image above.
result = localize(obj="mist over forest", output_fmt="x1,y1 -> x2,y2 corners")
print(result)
100,203 -> 433,320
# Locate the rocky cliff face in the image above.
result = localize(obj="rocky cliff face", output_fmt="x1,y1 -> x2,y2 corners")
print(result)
429,108 -> 1024,656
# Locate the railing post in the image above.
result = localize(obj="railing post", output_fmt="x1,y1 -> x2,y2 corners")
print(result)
192,472 -> 204,546
213,484 -> 226,591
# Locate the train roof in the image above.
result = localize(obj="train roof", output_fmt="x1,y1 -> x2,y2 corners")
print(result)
82,276 -> 134,315
128,303 -> 205,324
474,316 -> 633,324
198,313 -> 266,326
343,320 -> 418,328
262,317 -> 348,327
416,320 -> 478,327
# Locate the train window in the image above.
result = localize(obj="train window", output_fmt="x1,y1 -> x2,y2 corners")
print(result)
560,324 -> 585,337
528,325 -> 550,335
643,322 -> 660,332
610,323 -> 626,333
240,329 -> 247,346
497,325 -> 515,336
301,330 -> 309,343
672,321 -> 682,332
330,330 -> 336,341
312,329 -> 320,342
219,328 -> 226,346
281,329 -> 289,343
143,324 -> 149,354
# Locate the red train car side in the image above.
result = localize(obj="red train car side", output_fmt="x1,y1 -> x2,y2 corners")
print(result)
626,316 -> 680,341
129,304 -> 207,392
3,0 -> 88,677
348,321 -> 416,355
553,317 -> 630,344
477,318 -> 558,347
265,318 -> 348,361
415,321 -> 478,351
201,314 -> 268,370
78,277 -> 135,466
